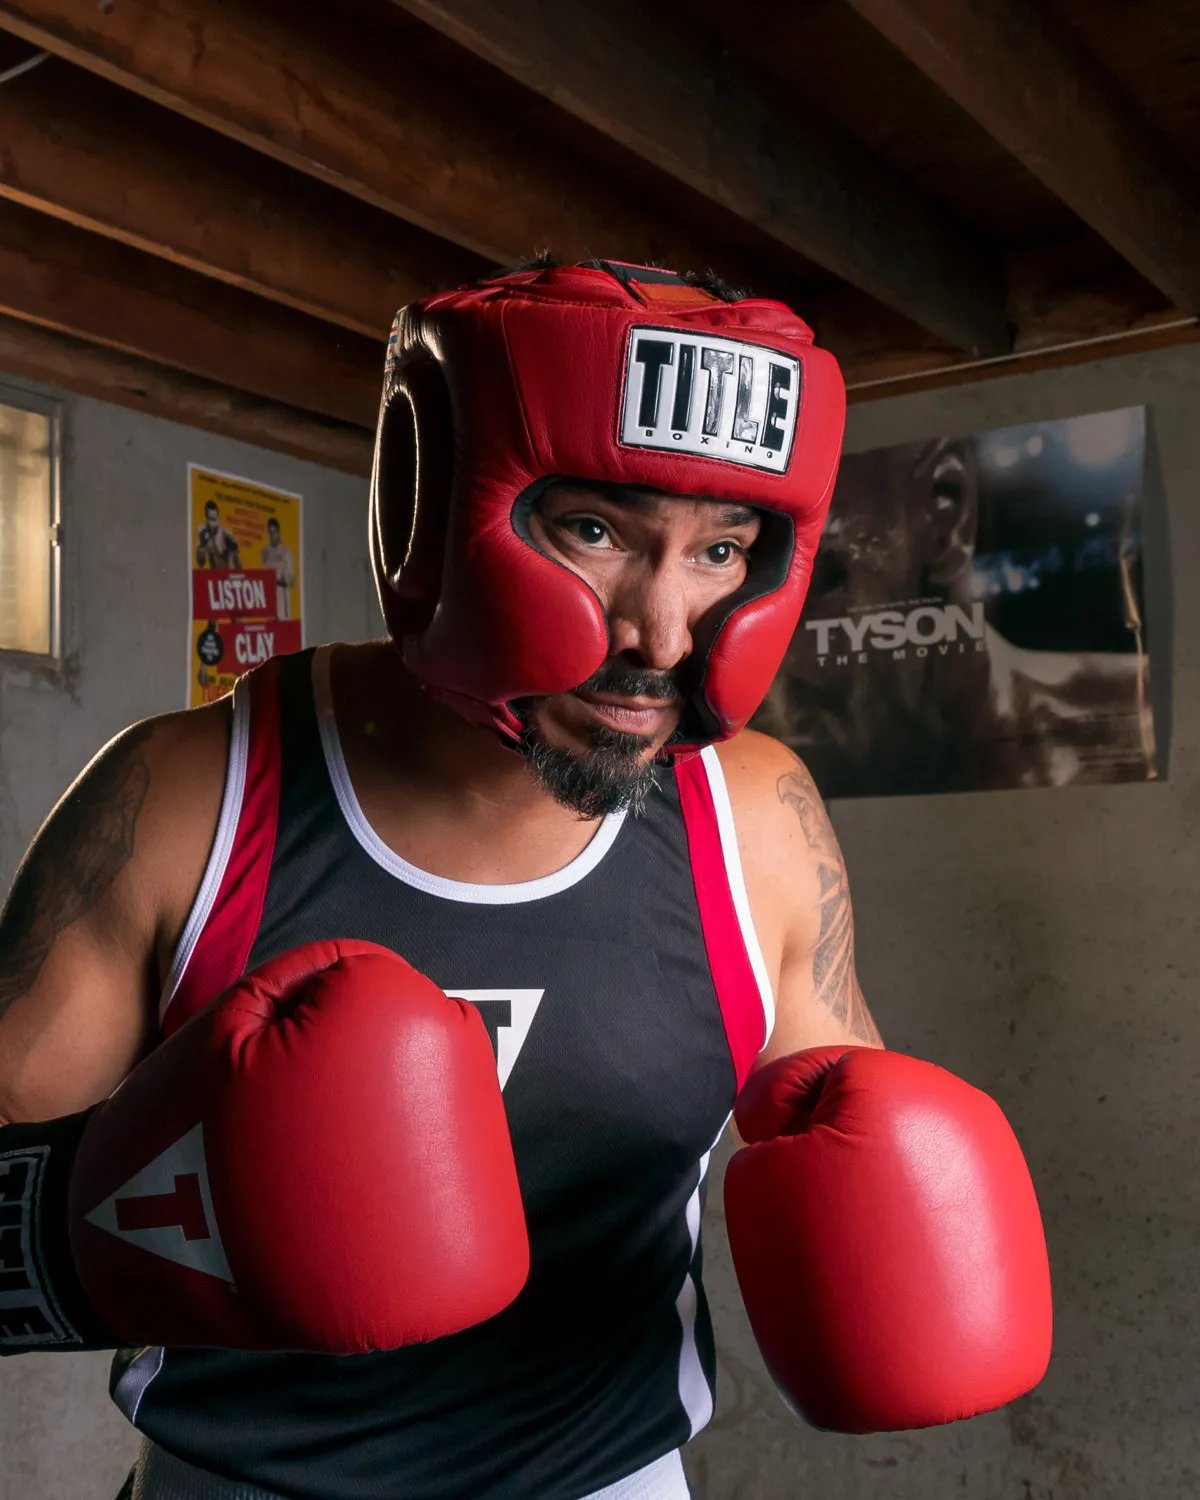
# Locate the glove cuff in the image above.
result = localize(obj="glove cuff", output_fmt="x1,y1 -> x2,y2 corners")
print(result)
0,1109 -> 117,1353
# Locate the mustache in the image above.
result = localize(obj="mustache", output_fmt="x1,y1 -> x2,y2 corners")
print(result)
576,663 -> 684,701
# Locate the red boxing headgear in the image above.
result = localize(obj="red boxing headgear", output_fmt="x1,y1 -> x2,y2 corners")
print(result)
370,261 -> 846,753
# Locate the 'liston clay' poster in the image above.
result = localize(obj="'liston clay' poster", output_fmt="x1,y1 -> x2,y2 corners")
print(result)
187,466 -> 303,709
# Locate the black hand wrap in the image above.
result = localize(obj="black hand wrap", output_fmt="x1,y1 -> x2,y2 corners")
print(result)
0,1109 -> 114,1352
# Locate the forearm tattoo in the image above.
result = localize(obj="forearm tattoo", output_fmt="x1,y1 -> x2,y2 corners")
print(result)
0,724 -> 153,1018
777,763 -> 882,1046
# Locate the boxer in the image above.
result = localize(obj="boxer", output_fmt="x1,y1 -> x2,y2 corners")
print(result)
0,261 -> 1051,1500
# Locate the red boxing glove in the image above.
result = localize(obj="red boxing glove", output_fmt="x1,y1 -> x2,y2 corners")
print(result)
724,1046 -> 1052,1432
68,940 -> 529,1352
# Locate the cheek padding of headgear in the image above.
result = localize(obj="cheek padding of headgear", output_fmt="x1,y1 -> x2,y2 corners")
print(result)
369,262 -> 847,753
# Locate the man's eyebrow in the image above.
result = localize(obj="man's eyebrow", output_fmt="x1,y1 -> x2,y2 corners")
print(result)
551,485 -> 758,529
607,490 -> 760,528
714,504 -> 759,528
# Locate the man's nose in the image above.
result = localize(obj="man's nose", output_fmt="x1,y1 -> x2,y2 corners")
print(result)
605,560 -> 694,671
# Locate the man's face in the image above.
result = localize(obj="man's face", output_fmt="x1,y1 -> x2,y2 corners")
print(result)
517,480 -> 761,817
268,521 -> 280,543
205,504 -> 219,528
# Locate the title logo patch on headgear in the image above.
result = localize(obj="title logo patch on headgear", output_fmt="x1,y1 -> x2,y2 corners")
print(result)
620,328 -> 801,475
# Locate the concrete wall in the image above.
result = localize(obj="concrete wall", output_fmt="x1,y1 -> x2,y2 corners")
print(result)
686,342 -> 1200,1500
3,339 -> 1199,1500
0,378 -> 377,1500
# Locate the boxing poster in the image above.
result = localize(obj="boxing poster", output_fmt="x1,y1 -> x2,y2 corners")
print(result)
754,407 -> 1163,798
187,466 -> 303,708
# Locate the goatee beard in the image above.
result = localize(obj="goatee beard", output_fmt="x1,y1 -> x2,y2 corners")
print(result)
519,722 -> 659,819
514,662 -> 682,819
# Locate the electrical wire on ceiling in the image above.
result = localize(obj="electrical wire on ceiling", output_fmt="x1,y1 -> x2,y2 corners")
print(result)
0,49 -> 50,88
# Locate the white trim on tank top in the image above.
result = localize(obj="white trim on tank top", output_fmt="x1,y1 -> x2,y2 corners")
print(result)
580,1448 -> 691,1499
674,1117 -> 728,1443
312,646 -> 629,906
124,1438 -> 690,1499
158,686 -> 252,1021
696,745 -> 777,1045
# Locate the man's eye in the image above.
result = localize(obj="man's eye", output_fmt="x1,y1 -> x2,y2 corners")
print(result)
706,541 -> 742,566
567,518 -> 611,546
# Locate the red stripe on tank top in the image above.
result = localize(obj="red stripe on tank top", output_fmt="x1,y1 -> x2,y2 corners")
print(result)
162,657 -> 284,1038
673,754 -> 766,1093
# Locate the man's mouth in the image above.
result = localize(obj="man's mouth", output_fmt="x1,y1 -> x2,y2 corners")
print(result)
573,689 -> 675,734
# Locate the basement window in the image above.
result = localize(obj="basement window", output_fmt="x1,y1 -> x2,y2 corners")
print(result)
0,392 -> 59,659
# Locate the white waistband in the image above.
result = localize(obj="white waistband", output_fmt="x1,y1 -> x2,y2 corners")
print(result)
128,1440 -> 689,1500
581,1448 -> 689,1500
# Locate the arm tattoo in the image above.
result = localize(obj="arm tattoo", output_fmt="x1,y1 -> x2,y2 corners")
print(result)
777,764 -> 882,1046
0,724 -> 154,1019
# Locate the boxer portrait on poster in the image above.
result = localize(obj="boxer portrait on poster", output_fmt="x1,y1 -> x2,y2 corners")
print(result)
757,409 -> 1156,798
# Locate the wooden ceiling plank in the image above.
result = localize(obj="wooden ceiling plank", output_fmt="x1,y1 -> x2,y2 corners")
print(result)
0,314 -> 373,475
0,0 -> 742,282
0,61 -> 485,338
843,313 -> 1200,402
386,0 -> 1009,354
814,230 -> 1183,377
0,199 -> 382,427
842,0 -> 1200,312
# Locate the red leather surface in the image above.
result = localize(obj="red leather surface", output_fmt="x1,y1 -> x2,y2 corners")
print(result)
70,939 -> 529,1352
725,1047 -> 1053,1431
371,263 -> 846,748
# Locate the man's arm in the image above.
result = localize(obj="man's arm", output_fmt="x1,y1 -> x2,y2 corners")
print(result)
718,731 -> 882,1074
766,755 -> 882,1059
0,705 -> 228,1124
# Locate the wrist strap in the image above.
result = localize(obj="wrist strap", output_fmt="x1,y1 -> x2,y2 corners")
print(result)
0,1109 -> 114,1351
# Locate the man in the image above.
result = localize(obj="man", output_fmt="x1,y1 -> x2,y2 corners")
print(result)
756,434 -> 1154,796
0,262 -> 1050,1500
259,516 -> 295,620
196,499 -> 242,570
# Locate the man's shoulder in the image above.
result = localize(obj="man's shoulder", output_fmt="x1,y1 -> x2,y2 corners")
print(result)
713,727 -> 808,808
710,729 -> 822,879
705,731 -> 827,984
80,700 -> 232,826
139,695 -> 232,754
12,699 -> 234,982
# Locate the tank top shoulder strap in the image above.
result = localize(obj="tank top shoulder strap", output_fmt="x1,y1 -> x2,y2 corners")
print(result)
672,746 -> 775,1091
159,654 -> 290,1037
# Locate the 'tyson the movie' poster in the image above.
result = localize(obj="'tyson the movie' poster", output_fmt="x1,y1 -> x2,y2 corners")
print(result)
754,407 -> 1158,798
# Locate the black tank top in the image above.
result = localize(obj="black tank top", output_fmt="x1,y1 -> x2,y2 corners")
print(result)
111,647 -> 774,1500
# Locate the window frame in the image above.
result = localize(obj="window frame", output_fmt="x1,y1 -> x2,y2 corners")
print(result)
0,381 -> 62,666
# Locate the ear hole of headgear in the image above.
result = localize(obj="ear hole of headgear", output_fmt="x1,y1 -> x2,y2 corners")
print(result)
373,355 -> 454,629
679,507 -> 797,743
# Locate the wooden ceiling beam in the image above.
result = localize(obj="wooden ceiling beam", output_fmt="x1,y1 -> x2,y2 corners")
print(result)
842,0 -> 1200,313
0,59 -> 485,338
0,0 -> 739,282
0,315 -> 373,475
386,0 -> 1010,355
809,230 -> 1197,396
842,313 -> 1200,403
0,200 -> 382,427
1004,233 -> 1182,355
